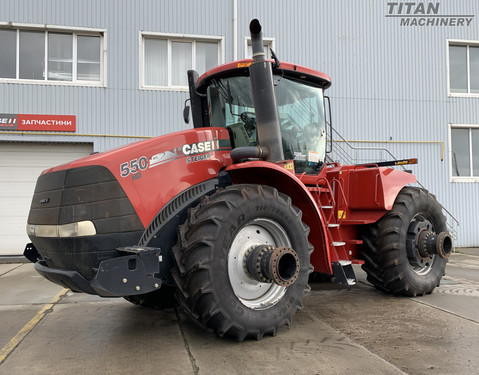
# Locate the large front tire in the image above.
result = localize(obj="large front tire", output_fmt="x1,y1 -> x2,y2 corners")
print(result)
360,187 -> 448,296
172,184 -> 313,341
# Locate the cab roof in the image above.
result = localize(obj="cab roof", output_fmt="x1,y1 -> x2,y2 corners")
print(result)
196,59 -> 332,92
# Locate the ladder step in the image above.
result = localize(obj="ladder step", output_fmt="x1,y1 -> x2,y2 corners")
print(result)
346,239 -> 363,245
339,260 -> 352,266
351,259 -> 365,265
333,241 -> 346,247
328,223 -> 339,228
321,206 -> 333,209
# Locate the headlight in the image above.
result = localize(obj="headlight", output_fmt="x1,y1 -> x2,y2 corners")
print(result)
27,221 -> 97,238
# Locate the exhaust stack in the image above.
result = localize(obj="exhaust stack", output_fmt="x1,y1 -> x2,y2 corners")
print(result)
248,19 -> 284,162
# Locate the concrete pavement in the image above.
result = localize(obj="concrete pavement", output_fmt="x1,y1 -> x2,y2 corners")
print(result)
1,250 -> 478,374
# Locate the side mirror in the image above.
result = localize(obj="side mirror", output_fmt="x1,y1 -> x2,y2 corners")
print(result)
183,100 -> 190,124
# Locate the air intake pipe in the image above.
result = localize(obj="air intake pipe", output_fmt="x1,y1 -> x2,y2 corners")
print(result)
248,19 -> 284,162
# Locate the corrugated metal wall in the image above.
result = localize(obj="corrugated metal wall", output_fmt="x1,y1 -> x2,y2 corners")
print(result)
0,0 -> 234,151
1,0 -> 478,246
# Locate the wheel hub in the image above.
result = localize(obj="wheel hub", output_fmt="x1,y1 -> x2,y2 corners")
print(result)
417,230 -> 453,260
227,219 -> 293,310
244,245 -> 300,287
408,219 -> 453,262
407,220 -> 435,274
407,218 -> 453,275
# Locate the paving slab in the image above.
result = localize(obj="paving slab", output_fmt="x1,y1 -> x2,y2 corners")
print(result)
0,263 -> 62,305
2,250 -> 479,375
181,307 -> 405,375
0,263 -> 65,359
0,306 -> 42,349
415,291 -> 479,323
0,301 -> 193,375
312,281 -> 479,375
456,247 -> 479,256
0,264 -> 22,276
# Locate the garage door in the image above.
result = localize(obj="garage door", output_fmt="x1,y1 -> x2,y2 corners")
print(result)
0,142 -> 93,256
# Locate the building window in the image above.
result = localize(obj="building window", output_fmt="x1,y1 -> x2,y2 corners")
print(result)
448,41 -> 479,95
0,26 -> 104,85
141,33 -> 222,89
245,37 -> 275,59
450,125 -> 479,181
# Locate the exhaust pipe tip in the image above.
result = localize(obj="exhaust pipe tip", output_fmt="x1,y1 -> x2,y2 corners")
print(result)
249,19 -> 262,35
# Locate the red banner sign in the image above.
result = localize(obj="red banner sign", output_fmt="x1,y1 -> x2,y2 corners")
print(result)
0,114 -> 76,132
18,114 -> 76,132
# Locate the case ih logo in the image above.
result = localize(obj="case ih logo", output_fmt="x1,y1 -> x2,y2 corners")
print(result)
386,2 -> 475,26
0,114 -> 76,132
0,114 -> 17,129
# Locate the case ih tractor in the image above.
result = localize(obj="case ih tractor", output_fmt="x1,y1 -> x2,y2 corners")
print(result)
24,20 -> 453,341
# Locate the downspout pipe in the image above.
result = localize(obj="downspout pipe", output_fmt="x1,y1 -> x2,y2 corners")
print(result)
233,0 -> 238,61
248,19 -> 284,162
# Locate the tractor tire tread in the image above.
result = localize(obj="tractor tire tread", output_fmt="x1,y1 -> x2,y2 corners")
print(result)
359,186 -> 448,296
172,184 -> 313,341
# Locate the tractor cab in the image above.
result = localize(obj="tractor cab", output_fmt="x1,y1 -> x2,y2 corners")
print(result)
187,60 -> 331,175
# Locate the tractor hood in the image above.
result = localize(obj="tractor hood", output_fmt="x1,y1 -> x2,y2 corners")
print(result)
33,127 -> 232,228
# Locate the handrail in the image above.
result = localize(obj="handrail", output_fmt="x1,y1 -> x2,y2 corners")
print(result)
331,177 -> 348,225
331,128 -> 399,163
315,176 -> 335,223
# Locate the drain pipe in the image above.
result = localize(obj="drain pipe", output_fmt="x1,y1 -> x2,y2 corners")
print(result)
233,0 -> 238,60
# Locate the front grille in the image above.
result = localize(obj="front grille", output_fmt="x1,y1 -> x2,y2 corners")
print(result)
28,166 -> 143,233
27,165 -> 145,279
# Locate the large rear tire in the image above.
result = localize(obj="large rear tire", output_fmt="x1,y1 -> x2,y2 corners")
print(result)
172,184 -> 313,341
360,187 -> 448,296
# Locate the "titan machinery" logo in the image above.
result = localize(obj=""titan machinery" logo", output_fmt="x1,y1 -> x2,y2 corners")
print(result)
386,2 -> 475,26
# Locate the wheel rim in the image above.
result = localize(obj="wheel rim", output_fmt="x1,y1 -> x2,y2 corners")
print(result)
406,214 -> 438,276
227,218 -> 291,310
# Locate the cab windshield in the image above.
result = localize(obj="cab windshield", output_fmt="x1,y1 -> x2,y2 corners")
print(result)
207,75 -> 326,174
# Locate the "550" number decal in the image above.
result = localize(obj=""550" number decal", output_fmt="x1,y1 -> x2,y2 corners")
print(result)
120,156 -> 148,177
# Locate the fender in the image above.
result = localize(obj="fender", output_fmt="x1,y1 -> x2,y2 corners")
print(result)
226,161 -> 332,274
338,165 -> 417,224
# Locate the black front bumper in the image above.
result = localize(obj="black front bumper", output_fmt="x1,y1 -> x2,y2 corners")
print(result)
27,244 -> 164,297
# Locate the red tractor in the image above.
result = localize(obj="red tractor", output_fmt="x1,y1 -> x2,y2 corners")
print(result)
24,20 -> 452,341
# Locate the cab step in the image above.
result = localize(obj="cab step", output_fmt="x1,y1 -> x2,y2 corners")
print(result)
331,261 -> 357,287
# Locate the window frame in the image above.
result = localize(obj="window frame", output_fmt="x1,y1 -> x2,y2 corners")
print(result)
244,36 -> 276,59
0,22 -> 107,87
139,31 -> 224,91
449,123 -> 479,182
447,39 -> 479,98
